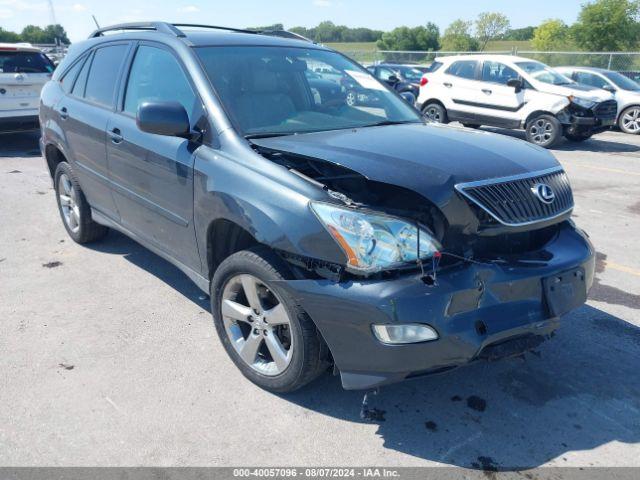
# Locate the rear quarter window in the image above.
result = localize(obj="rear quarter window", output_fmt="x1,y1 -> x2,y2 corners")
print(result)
425,61 -> 443,73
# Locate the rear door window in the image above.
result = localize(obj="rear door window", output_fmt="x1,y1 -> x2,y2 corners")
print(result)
446,60 -> 478,80
0,51 -> 54,73
84,44 -> 129,107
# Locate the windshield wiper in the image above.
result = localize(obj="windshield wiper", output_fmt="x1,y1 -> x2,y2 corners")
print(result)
244,132 -> 295,139
360,120 -> 421,128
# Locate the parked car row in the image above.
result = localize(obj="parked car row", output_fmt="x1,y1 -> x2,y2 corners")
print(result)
0,42 -> 55,133
414,54 -> 640,147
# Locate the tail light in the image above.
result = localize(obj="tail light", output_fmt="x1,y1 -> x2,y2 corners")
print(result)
420,76 -> 429,87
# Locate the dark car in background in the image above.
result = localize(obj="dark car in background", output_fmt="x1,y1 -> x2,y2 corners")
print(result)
367,63 -> 422,101
40,22 -> 595,393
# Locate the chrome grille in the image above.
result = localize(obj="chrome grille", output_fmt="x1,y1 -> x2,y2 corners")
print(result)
455,168 -> 574,226
594,100 -> 618,120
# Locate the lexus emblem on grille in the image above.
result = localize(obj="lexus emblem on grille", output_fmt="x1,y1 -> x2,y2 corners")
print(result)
531,183 -> 556,204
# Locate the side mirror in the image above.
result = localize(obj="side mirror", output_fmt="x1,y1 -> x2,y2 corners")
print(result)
506,78 -> 523,93
136,101 -> 190,138
602,84 -> 616,93
400,91 -> 416,104
387,74 -> 400,84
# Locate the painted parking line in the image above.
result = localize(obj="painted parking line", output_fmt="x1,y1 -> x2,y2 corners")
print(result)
604,260 -> 640,278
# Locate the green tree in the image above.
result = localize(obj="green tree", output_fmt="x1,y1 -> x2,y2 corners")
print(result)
0,27 -> 21,43
501,26 -> 535,41
441,19 -> 479,51
44,24 -> 70,44
532,19 -> 571,50
247,23 -> 284,31
475,12 -> 510,51
376,23 -> 440,51
572,0 -> 640,51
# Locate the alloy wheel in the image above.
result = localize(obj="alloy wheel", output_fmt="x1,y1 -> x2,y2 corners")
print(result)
221,274 -> 293,376
621,108 -> 640,133
57,173 -> 80,233
529,118 -> 554,145
424,105 -> 442,123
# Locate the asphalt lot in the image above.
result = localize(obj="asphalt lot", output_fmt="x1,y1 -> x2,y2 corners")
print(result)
0,128 -> 639,469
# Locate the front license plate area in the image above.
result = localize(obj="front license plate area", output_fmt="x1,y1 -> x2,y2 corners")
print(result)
543,267 -> 587,317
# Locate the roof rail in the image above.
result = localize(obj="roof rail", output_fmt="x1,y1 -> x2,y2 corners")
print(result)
89,22 -> 185,38
88,21 -> 313,44
257,30 -> 313,43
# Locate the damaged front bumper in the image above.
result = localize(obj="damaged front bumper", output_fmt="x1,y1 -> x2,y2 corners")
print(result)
277,222 -> 595,390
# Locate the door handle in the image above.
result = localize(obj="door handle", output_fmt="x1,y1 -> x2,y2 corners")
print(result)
443,82 -> 453,88
59,107 -> 68,120
109,128 -> 123,144
482,89 -> 492,95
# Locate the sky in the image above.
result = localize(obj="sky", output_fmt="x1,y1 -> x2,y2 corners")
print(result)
0,0 -> 586,42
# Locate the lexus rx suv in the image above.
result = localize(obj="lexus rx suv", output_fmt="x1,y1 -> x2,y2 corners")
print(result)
556,66 -> 640,135
40,23 -> 595,392
1,43 -> 55,133
418,55 -> 617,148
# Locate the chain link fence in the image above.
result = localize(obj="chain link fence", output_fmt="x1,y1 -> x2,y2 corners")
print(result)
338,49 -> 640,73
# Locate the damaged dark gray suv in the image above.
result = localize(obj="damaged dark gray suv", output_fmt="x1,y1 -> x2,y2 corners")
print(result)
40,22 -> 595,392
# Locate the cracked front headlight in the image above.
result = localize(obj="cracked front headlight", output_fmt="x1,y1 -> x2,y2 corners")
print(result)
311,202 -> 440,273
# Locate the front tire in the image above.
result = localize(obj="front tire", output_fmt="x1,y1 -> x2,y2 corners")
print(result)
525,114 -> 561,148
54,162 -> 108,244
618,106 -> 640,134
211,247 -> 328,392
422,102 -> 448,124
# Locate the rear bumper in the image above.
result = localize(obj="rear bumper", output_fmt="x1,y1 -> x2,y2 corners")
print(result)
0,114 -> 39,133
277,222 -> 595,390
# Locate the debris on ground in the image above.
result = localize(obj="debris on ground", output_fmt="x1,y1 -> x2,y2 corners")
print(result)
42,261 -> 62,268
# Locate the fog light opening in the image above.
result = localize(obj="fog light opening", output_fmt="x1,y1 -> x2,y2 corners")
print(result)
372,324 -> 439,344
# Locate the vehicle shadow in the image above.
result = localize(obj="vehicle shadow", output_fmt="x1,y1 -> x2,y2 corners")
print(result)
283,305 -> 640,470
479,126 -> 640,154
0,131 -> 41,158
86,230 -> 210,310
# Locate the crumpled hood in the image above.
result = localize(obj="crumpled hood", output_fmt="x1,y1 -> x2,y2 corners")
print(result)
252,123 -> 560,208
534,81 -> 614,102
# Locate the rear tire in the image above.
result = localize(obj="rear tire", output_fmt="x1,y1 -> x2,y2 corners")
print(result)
211,247 -> 328,392
525,114 -> 561,148
54,162 -> 108,244
422,102 -> 448,124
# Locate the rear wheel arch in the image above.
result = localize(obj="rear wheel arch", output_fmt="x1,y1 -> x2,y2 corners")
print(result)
420,98 -> 446,111
44,143 -> 67,180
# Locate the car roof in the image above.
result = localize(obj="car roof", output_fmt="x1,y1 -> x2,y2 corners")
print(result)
435,54 -> 536,63
85,23 -> 327,50
0,42 -> 42,52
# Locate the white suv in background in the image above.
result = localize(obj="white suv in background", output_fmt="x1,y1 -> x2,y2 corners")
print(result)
0,43 -> 55,133
417,55 -> 617,148
556,66 -> 640,135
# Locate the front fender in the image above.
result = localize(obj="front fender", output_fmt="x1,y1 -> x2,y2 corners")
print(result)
193,138 -> 346,278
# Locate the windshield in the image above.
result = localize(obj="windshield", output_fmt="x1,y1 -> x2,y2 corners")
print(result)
195,46 -> 421,137
602,70 -> 640,91
0,51 -> 54,74
516,61 -> 573,85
